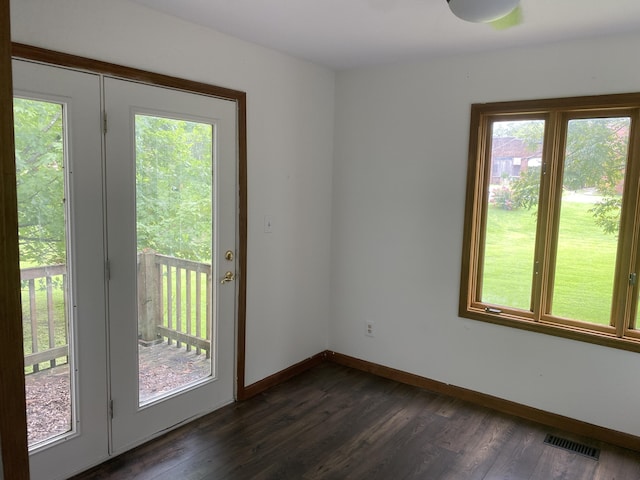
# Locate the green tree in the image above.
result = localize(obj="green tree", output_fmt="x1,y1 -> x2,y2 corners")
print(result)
589,196 -> 622,235
493,120 -> 544,154
510,166 -> 541,210
564,118 -> 627,192
499,118 -> 628,235
14,100 -> 215,267
135,115 -> 213,262
13,98 -> 66,266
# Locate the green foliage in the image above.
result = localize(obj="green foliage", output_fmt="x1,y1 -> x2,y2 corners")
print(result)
493,120 -> 544,153
13,98 -> 66,265
564,118 -> 627,192
14,101 -> 215,267
563,118 -> 627,236
135,115 -> 213,262
510,166 -> 540,210
494,117 -> 628,235
589,196 -> 622,235
490,185 -> 515,210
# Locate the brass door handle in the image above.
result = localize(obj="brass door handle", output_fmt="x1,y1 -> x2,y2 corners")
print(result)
220,271 -> 235,284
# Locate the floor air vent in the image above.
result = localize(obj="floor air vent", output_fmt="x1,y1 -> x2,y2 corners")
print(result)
543,434 -> 600,460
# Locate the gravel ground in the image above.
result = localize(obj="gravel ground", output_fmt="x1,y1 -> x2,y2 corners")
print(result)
24,343 -> 210,445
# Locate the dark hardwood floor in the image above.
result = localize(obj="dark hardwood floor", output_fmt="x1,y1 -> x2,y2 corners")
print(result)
71,363 -> 640,479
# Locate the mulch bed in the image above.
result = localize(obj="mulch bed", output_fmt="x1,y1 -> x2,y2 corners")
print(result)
24,342 -> 210,445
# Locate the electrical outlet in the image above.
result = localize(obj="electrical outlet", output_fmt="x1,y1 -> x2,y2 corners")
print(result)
365,321 -> 374,337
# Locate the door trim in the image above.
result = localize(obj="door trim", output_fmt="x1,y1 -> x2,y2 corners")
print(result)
11,42 -> 249,400
1,10 -> 31,480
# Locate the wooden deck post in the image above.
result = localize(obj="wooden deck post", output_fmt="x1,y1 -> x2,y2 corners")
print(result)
137,249 -> 160,344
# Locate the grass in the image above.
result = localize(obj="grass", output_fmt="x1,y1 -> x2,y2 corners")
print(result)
482,197 -> 618,326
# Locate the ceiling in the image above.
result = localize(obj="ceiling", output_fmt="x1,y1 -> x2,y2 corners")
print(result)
132,0 -> 640,70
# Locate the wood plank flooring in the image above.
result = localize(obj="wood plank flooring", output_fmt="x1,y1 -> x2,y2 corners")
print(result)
71,363 -> 640,479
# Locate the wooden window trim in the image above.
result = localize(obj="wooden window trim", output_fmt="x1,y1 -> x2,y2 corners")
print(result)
460,93 -> 640,353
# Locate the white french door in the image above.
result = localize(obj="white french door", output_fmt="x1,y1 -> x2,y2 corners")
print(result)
104,77 -> 237,453
13,60 -> 109,480
14,60 -> 238,479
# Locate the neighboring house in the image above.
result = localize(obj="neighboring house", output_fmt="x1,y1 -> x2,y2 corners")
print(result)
491,136 -> 542,185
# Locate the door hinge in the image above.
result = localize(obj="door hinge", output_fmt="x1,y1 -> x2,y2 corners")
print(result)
630,272 -> 637,286
109,399 -> 114,419
103,111 -> 108,134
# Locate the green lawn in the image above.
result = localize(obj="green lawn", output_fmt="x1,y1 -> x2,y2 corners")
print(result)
482,198 -> 618,326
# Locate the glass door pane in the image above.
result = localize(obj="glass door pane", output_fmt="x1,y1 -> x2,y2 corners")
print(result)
551,117 -> 630,325
135,114 -> 214,406
14,98 -> 73,447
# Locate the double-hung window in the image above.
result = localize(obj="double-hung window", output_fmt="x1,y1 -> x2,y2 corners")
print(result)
460,93 -> 640,351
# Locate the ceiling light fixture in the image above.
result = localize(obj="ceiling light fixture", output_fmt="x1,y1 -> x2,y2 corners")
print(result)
447,0 -> 521,23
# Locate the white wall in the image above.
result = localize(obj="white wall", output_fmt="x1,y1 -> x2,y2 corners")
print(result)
12,0 -> 640,444
331,32 -> 640,437
10,0 -> 335,386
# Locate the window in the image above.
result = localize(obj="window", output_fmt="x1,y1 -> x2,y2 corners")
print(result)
460,94 -> 640,351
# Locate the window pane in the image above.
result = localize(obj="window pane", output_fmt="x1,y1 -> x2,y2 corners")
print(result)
551,117 -> 630,325
135,114 -> 214,406
480,120 -> 544,309
14,98 -> 73,447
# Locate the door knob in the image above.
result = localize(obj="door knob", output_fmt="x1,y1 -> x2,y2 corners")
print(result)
220,271 -> 235,284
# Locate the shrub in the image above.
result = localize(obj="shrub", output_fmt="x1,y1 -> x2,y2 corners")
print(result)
491,185 -> 515,210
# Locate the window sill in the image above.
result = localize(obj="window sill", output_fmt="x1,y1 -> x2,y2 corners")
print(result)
460,306 -> 640,353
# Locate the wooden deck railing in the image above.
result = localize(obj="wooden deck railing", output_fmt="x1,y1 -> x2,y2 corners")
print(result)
137,250 -> 212,356
20,264 -> 68,373
22,252 -> 212,374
